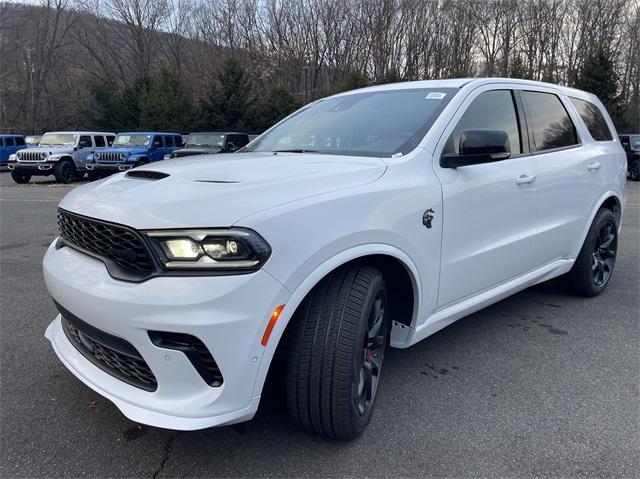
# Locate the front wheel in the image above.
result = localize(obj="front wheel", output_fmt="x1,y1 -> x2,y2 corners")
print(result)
11,170 -> 31,184
54,160 -> 75,184
560,208 -> 618,297
630,159 -> 640,182
286,264 -> 388,440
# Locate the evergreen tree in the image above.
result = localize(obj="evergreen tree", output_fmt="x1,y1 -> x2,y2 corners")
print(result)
202,58 -> 252,130
87,76 -> 150,131
335,70 -> 370,93
139,69 -> 194,131
248,85 -> 301,133
573,49 -> 620,117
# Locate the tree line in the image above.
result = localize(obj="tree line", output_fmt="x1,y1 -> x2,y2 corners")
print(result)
0,0 -> 638,134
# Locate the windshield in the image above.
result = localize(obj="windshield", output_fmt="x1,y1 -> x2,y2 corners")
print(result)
631,136 -> 640,149
25,135 -> 41,144
186,134 -> 224,148
244,88 -> 458,157
114,134 -> 151,147
40,133 -> 77,147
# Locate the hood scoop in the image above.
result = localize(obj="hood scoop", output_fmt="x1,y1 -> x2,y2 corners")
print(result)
126,170 -> 169,180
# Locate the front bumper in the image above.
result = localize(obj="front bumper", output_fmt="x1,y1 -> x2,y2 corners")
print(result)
8,161 -> 55,172
43,241 -> 289,430
88,163 -> 135,172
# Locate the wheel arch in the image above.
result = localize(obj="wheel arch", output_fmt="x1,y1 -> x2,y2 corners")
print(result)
252,245 -> 421,397
571,191 -> 623,259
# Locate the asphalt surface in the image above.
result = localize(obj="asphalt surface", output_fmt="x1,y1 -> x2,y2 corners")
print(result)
0,171 -> 638,478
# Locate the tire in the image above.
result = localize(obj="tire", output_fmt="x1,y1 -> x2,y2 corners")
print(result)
630,159 -> 640,182
286,263 -> 388,440
11,170 -> 31,184
87,171 -> 101,181
560,208 -> 618,297
54,160 -> 75,184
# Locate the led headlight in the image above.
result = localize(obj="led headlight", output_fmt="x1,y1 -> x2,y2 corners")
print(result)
40,152 -> 48,160
95,153 -> 101,160
120,153 -> 127,161
145,228 -> 270,272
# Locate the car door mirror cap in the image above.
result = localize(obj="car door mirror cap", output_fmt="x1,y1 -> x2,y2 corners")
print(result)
442,129 -> 511,168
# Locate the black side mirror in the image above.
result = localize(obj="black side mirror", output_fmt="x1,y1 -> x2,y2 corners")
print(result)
442,129 -> 511,168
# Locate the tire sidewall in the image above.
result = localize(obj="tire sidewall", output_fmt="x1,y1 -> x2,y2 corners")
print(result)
11,170 -> 31,183
348,269 -> 388,436
631,160 -> 640,181
55,160 -> 74,183
582,209 -> 618,295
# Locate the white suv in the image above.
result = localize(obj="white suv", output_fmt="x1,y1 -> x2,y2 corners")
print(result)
43,79 -> 627,439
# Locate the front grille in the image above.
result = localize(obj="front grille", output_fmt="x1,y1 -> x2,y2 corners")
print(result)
57,209 -> 156,279
97,152 -> 123,163
126,170 -> 169,180
149,332 -> 224,387
60,310 -> 157,391
18,151 -> 45,162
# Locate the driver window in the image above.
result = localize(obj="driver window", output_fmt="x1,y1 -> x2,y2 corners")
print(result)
444,90 -> 521,156
152,136 -> 163,148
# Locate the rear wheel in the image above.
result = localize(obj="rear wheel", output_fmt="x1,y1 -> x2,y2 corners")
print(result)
630,159 -> 640,181
11,170 -> 31,184
54,160 -> 75,184
286,263 -> 388,440
560,208 -> 618,297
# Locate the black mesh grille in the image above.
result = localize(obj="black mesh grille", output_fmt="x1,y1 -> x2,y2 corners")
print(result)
57,209 -> 155,277
126,170 -> 169,180
149,331 -> 223,387
62,317 -> 157,391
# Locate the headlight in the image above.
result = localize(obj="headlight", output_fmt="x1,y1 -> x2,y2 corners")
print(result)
95,153 -> 101,160
8,154 -> 16,162
16,152 -> 21,160
40,152 -> 48,160
120,153 -> 127,161
145,228 -> 271,272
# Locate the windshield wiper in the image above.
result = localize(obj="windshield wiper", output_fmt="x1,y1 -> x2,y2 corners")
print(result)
272,149 -> 319,154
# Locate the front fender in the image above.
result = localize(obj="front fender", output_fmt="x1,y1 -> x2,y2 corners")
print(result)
251,243 -> 421,398
126,153 -> 148,163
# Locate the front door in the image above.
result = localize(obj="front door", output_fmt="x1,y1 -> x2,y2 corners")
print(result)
434,88 -> 539,308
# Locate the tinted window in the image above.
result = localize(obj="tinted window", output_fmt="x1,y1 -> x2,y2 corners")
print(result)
79,136 -> 92,148
569,98 -> 613,141
5,137 -> 15,147
444,90 -> 521,156
163,136 -> 174,147
522,91 -> 579,152
152,136 -> 163,148
106,135 -> 115,146
15,137 -> 25,146
94,135 -> 105,147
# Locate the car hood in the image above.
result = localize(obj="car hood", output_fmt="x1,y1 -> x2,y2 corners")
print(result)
59,152 -> 387,229
20,147 -> 74,155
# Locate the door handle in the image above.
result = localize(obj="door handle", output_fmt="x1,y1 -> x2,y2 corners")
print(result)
587,162 -> 601,171
516,174 -> 536,185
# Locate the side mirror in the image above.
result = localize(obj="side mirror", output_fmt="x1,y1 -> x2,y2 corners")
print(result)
442,129 -> 511,168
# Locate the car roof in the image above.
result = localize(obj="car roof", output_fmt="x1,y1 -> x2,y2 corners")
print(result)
43,131 -> 115,135
331,77 -> 602,103
117,132 -> 182,136
0,134 -> 24,137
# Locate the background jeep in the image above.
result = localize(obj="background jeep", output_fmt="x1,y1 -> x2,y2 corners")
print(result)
8,131 -> 115,184
619,134 -> 640,181
1,135 -> 27,168
168,132 -> 250,159
87,132 -> 182,179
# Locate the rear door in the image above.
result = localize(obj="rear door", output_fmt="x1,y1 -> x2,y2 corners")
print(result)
521,90 -> 606,265
434,87 -> 539,308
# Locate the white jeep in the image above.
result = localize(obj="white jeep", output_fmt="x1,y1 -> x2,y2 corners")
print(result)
43,79 -> 626,439
9,131 -> 114,183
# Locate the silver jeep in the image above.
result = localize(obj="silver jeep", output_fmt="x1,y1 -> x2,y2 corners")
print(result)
8,131 -> 115,184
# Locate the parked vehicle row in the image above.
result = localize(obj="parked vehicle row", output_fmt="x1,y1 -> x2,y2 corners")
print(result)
4,131 -> 254,184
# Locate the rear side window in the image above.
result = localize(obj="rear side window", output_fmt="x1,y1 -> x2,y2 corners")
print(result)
569,98 -> 613,141
15,137 -> 25,146
444,90 -> 522,156
522,91 -> 579,152
5,137 -> 14,147
94,135 -> 105,147
163,135 -> 174,147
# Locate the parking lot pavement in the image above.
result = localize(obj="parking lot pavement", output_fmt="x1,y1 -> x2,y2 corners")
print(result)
0,170 -> 638,478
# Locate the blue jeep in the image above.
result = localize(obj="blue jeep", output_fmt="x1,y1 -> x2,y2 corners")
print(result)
87,132 -> 183,179
1,134 -> 27,167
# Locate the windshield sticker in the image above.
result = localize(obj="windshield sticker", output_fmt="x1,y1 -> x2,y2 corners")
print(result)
426,92 -> 446,100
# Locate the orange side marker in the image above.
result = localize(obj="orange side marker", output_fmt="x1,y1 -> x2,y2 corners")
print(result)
261,305 -> 285,346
